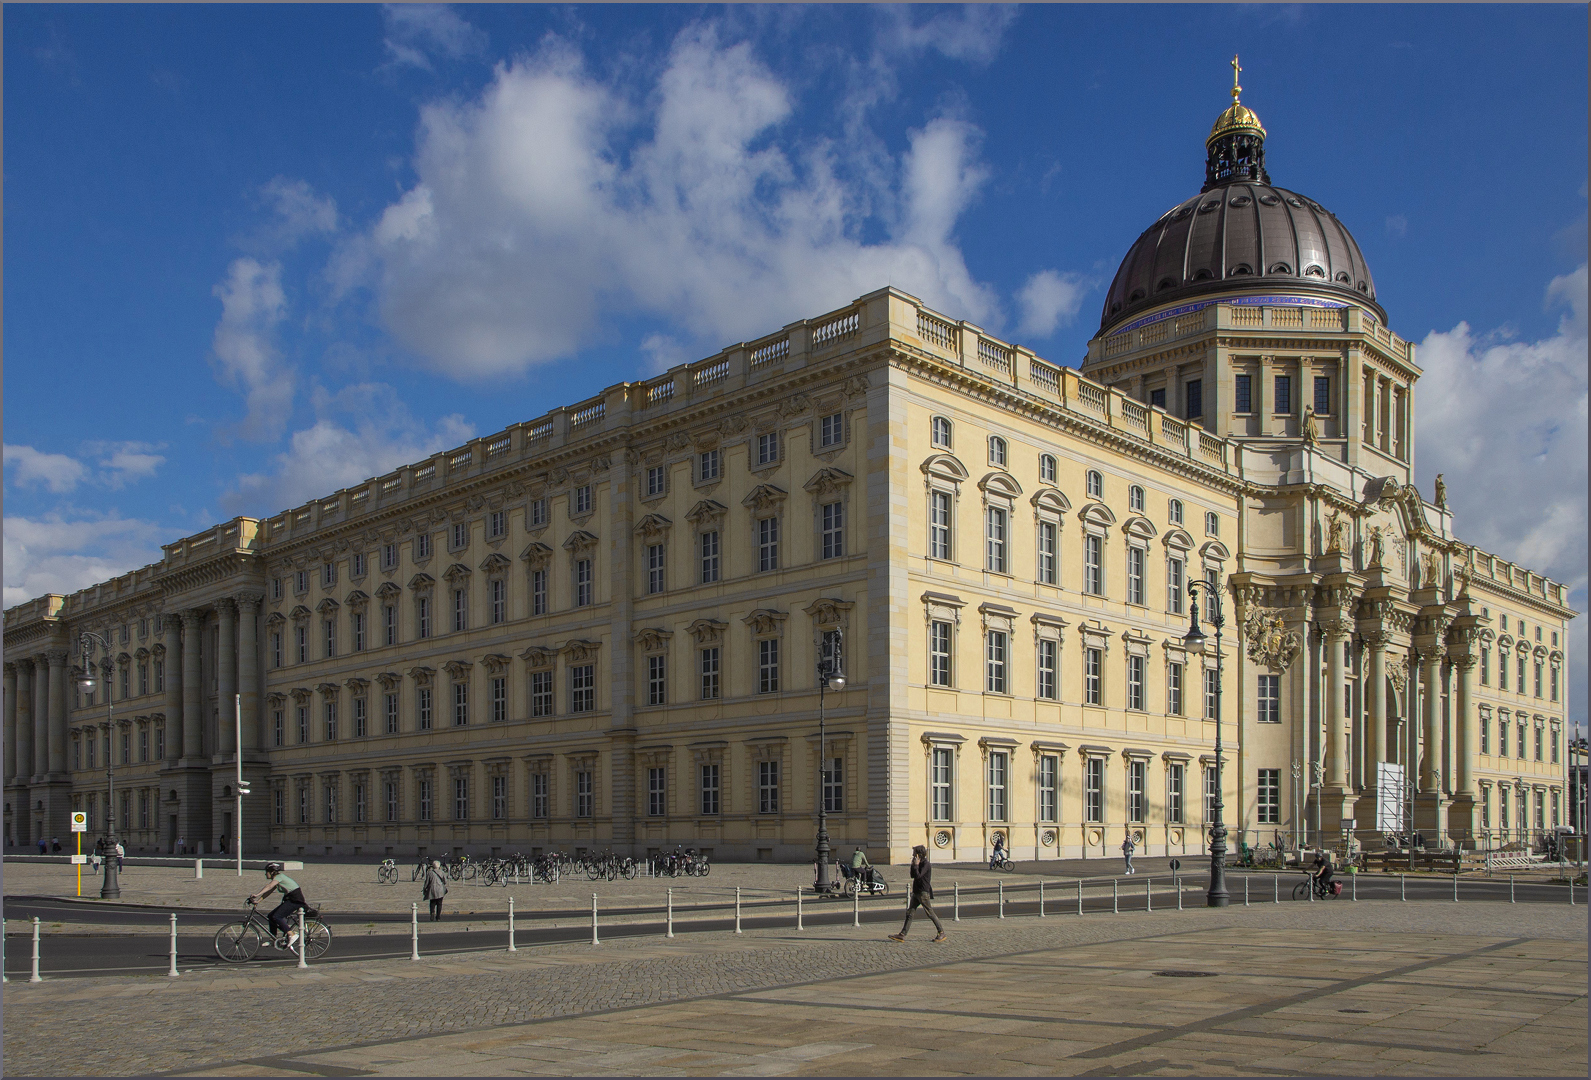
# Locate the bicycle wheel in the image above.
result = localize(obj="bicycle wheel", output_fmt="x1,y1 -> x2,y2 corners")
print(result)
215,921 -> 261,963
1291,881 -> 1310,901
303,919 -> 333,959
621,860 -> 637,880
378,866 -> 397,885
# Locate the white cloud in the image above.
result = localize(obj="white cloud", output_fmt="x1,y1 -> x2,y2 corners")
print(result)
257,177 -> 338,248
211,257 -> 294,441
879,5 -> 1018,64
346,26 -> 1012,379
223,382 -> 473,517
2,512 -> 168,607
1015,269 -> 1088,340
382,4 -> 487,71
4,444 -> 89,492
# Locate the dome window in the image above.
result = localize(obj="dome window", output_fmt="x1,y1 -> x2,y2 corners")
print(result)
1335,272 -> 1351,283
1286,197 -> 1304,208
1193,269 -> 1213,281
1198,200 -> 1221,213
1171,206 -> 1194,221
1129,289 -> 1146,303
1258,194 -> 1280,206
1110,302 -> 1122,314
1268,263 -> 1292,275
1357,281 -> 1369,293
1228,196 -> 1252,208
1305,265 -> 1325,277
1157,278 -> 1177,292
1229,264 -> 1252,276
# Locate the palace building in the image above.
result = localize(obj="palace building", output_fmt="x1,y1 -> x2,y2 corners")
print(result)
4,76 -> 1575,864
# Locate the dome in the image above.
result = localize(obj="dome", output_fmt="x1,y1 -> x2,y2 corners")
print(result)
1098,57 -> 1382,336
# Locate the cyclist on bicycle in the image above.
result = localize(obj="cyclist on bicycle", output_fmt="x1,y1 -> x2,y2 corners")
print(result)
247,862 -> 311,948
848,846 -> 871,884
1309,851 -> 1335,895
990,834 -> 1008,870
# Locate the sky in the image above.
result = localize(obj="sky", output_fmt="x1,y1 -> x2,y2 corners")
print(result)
5,4 -> 1587,727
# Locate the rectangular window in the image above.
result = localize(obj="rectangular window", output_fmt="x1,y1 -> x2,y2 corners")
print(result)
382,543 -> 398,571
1085,758 -> 1104,823
1257,768 -> 1280,823
273,577 -> 284,601
1518,719 -> 1527,758
700,764 -> 720,815
272,710 -> 284,747
819,412 -> 843,447
1499,651 -> 1509,690
931,747 -> 953,821
1258,674 -> 1280,723
417,596 -> 431,639
758,760 -> 780,813
298,787 -> 309,825
352,611 -> 366,652
1551,665 -> 1559,702
353,696 -> 367,738
384,693 -> 399,735
1150,388 -> 1165,408
531,570 -> 548,616
492,775 -> 507,820
1481,713 -> 1490,755
575,559 -> 593,606
296,570 -> 309,594
452,588 -> 467,632
985,506 -> 1008,573
1480,647 -> 1490,685
274,788 -> 285,825
1518,654 -> 1526,693
1127,546 -> 1145,605
416,533 -> 431,559
1085,534 -> 1103,595
1274,375 -> 1292,415
1498,714 -> 1509,758
698,449 -> 721,483
490,579 -> 506,624
757,639 -> 780,694
323,562 -> 338,589
417,687 -> 432,730
1314,376 -> 1332,415
929,491 -> 953,560
1167,661 -> 1184,715
1185,378 -> 1203,420
929,621 -> 953,688
491,677 -> 507,723
822,756 -> 843,814
1534,789 -> 1545,830
700,530 -> 720,583
139,727 -> 148,762
296,706 -> 309,744
155,658 -> 165,692
1534,663 -> 1543,698
1204,765 -> 1218,821
986,630 -> 1008,694
757,431 -> 779,466
573,485 -> 592,516
648,768 -> 667,817
757,517 -> 779,572
646,465 -> 666,498
355,782 -> 367,824
1037,639 -> 1058,700
1534,724 -> 1543,762
1234,373 -> 1252,414
1481,788 -> 1490,828
324,619 -> 336,658
1499,786 -> 1509,829
699,647 -> 720,700
488,510 -> 506,540
451,523 -> 468,551
821,501 -> 844,560
570,665 -> 596,712
1551,788 -> 1561,826
1205,668 -> 1219,719
418,778 -> 433,822
987,751 -> 1008,821
530,671 -> 554,717
529,498 -> 548,528
1084,647 -> 1102,705
576,771 -> 594,818
296,625 -> 307,664
1167,763 -> 1185,823
1128,759 -> 1146,822
647,543 -> 666,594
647,654 -> 667,706
383,605 -> 397,647
454,777 -> 468,821
531,774 -> 549,819
1038,755 -> 1058,823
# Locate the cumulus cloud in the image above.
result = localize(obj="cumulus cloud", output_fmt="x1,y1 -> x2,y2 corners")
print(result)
3,441 -> 166,493
223,382 -> 473,517
211,257 -> 294,441
345,27 -> 1008,379
382,4 -> 487,71
255,177 -> 338,249
1015,269 -> 1088,340
878,4 -> 1018,64
2,512 -> 169,607
4,444 -> 88,492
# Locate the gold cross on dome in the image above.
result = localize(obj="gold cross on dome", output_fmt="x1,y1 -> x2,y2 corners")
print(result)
1230,54 -> 1243,101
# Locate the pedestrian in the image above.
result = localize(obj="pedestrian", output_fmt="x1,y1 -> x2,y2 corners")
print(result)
38,836 -> 47,856
422,858 -> 449,921
1121,834 -> 1136,875
115,841 -> 125,871
52,836 -> 62,854
889,844 -> 948,943
176,835 -> 184,856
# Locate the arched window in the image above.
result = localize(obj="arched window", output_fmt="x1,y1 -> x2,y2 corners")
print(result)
988,436 -> 1007,467
1086,470 -> 1103,500
1168,498 -> 1184,525
1128,485 -> 1145,512
1205,511 -> 1220,537
1039,454 -> 1057,485
931,416 -> 953,449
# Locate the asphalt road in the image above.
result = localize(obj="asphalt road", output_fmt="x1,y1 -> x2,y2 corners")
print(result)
4,871 -> 1576,980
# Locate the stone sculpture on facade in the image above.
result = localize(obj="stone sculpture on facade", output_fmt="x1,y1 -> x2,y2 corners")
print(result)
1243,608 -> 1302,673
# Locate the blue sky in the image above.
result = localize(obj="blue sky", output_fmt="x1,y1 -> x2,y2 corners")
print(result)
5,4 -> 1586,724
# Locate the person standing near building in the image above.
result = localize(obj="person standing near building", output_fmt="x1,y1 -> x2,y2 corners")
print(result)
1121,834 -> 1137,875
175,835 -> 184,857
889,845 -> 947,943
422,858 -> 449,921
38,836 -> 47,856
115,840 -> 125,871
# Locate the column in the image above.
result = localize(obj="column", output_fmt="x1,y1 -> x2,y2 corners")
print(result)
12,660 -> 32,784
47,650 -> 69,775
182,610 -> 204,761
4,662 -> 17,783
1325,629 -> 1347,788
1366,635 -> 1387,776
1452,656 -> 1475,796
163,615 -> 184,766
236,593 -> 262,752
32,655 -> 49,779
1420,651 -> 1442,792
216,598 -> 237,760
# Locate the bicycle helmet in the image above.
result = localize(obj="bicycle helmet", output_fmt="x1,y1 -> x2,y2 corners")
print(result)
264,861 -> 285,874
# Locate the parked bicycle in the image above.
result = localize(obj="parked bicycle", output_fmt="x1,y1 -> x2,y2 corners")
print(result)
215,899 -> 332,963
377,859 -> 399,885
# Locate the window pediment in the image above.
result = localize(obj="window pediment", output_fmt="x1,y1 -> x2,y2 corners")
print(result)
289,605 -> 312,622
344,677 -> 370,694
803,597 -> 854,628
407,573 -> 436,591
374,671 -> 403,690
520,542 -> 554,569
519,646 -> 556,670
478,553 -> 511,576
344,589 -> 371,608
634,513 -> 672,540
687,618 -> 728,645
1162,527 -> 1194,552
374,581 -> 403,600
684,499 -> 727,528
1200,540 -> 1231,562
481,653 -> 512,675
1079,502 -> 1116,533
563,531 -> 600,555
562,638 -> 602,663
741,484 -> 788,516
803,467 -> 854,500
407,666 -> 436,686
742,608 -> 787,636
316,597 -> 340,615
978,471 -> 1023,500
1123,515 -> 1157,542
921,453 -> 968,485
633,627 -> 673,652
1031,488 -> 1071,517
442,659 -> 473,679
266,612 -> 287,627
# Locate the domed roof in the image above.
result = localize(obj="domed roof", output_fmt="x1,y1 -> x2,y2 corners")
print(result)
1098,57 -> 1382,336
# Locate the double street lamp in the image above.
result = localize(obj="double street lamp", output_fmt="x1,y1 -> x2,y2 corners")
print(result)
75,631 -> 121,900
813,629 -> 846,895
1182,579 -> 1229,907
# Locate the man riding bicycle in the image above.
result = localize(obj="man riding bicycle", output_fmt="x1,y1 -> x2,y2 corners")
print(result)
247,862 -> 311,949
989,834 -> 1008,870
1309,851 -> 1335,896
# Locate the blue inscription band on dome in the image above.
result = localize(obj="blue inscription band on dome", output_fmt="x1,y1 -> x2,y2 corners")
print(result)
1115,295 -> 1346,337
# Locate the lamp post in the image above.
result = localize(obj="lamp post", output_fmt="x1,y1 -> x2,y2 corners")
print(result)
76,631 -> 120,900
813,629 -> 846,895
1183,580 -> 1228,907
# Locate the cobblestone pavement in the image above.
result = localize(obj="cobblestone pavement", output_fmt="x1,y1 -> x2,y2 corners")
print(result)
2,901 -> 1583,1077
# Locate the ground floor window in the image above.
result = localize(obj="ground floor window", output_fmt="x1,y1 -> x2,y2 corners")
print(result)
1257,768 -> 1280,824
1085,758 -> 1104,823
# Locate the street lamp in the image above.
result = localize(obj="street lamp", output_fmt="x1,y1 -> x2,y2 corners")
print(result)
1182,580 -> 1229,907
75,631 -> 120,900
813,629 -> 846,895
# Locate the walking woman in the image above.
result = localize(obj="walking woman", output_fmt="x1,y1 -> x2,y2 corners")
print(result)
889,844 -> 948,943
422,858 -> 449,921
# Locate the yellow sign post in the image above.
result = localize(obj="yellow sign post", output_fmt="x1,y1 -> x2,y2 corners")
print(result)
70,811 -> 88,896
